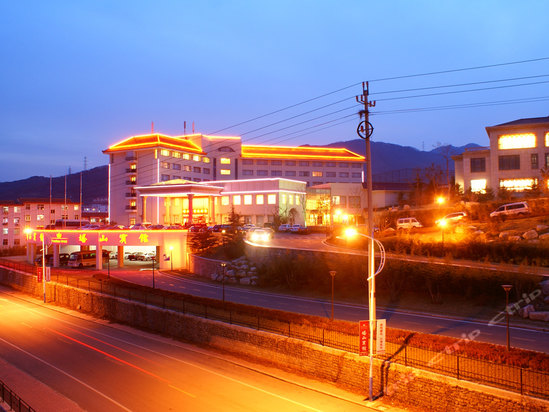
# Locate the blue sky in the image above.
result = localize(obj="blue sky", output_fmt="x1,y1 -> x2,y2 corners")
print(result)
1,1 -> 548,182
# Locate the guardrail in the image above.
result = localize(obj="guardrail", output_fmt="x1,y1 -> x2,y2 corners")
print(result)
0,379 -> 35,412
1,258 -> 547,400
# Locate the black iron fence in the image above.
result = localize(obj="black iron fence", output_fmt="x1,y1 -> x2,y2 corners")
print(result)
0,379 -> 35,412
1,258 -> 548,400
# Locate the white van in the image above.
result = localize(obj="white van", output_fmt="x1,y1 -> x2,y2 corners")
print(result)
396,217 -> 423,230
489,202 -> 530,219
68,251 -> 109,268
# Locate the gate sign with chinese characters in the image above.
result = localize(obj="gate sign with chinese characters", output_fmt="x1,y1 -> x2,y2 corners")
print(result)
376,319 -> 386,355
359,320 -> 368,356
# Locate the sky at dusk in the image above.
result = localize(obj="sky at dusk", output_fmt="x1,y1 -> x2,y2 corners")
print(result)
1,1 -> 548,182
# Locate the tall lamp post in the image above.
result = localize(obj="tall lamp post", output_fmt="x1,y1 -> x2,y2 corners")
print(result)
221,262 -> 227,303
438,218 -> 447,248
329,271 -> 336,321
151,256 -> 156,289
501,284 -> 513,350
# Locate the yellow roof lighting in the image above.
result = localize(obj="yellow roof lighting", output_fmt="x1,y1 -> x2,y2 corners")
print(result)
103,133 -> 205,154
241,144 -> 364,161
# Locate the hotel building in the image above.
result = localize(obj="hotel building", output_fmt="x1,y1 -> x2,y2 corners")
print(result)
104,133 -> 364,226
453,116 -> 549,193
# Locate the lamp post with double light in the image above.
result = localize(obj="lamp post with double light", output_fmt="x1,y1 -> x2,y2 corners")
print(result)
501,284 -> 513,350
220,262 -> 227,303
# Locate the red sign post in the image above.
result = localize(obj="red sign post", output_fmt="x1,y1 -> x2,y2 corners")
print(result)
36,267 -> 43,283
359,320 -> 368,356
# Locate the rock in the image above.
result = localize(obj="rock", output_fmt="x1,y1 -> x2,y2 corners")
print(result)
540,280 -> 549,296
226,269 -> 235,277
536,224 -> 549,233
240,277 -> 251,285
520,304 -> 535,318
236,270 -> 246,278
508,235 -> 521,242
210,273 -> 217,281
529,311 -> 549,322
539,233 -> 549,241
499,230 -> 518,239
522,229 -> 539,240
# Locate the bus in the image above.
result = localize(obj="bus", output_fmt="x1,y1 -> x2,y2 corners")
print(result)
67,250 -> 109,268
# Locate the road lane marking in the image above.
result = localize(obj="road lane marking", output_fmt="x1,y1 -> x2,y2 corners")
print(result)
0,336 -> 133,412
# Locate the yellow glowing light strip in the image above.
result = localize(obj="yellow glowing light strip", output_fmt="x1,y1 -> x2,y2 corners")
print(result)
497,133 -> 536,150
499,178 -> 536,191
105,134 -> 204,153
221,189 -> 306,195
241,146 -> 364,160
545,132 -> 549,147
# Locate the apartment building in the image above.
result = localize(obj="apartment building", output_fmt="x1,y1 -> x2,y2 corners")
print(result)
104,132 -> 364,226
1,198 -> 80,249
453,116 -> 549,193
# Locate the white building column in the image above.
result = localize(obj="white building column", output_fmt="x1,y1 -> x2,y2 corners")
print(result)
117,245 -> 124,268
52,244 -> 60,267
95,243 -> 103,270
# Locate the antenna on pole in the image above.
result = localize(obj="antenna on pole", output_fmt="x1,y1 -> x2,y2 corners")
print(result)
151,121 -> 154,133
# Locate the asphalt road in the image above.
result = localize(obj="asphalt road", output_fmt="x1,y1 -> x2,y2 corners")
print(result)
0,286 -> 375,412
110,269 -> 549,354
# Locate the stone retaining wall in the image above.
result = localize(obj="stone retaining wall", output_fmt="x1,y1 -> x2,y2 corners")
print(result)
0,266 -> 547,412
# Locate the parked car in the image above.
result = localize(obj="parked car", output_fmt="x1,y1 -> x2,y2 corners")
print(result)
241,224 -> 256,231
278,224 -> 291,232
144,252 -> 156,261
130,223 -> 150,230
189,224 -> 208,232
290,224 -> 308,234
128,252 -> 146,261
247,228 -> 274,243
490,201 -> 530,219
436,212 -> 467,226
396,217 -> 423,230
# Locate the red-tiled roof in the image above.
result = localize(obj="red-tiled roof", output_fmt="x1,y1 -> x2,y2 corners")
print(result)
103,134 -> 205,154
241,145 -> 364,161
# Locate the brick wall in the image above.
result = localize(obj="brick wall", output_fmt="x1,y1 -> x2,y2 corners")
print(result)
1,266 -> 547,412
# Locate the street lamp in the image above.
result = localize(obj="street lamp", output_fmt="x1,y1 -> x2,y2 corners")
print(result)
220,262 -> 227,303
329,271 -> 336,321
436,196 -> 446,205
169,246 -> 173,271
151,256 -> 156,289
343,227 -> 386,401
501,284 -> 513,350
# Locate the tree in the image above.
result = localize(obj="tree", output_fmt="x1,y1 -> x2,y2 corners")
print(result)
189,231 -> 218,254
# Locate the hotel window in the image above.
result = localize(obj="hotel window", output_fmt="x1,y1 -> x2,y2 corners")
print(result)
470,179 -> 487,193
267,194 -> 276,204
312,171 -> 322,177
161,161 -> 170,169
184,165 -> 192,172
25,204 -> 30,210
295,195 -> 300,205
203,168 -> 210,174
2,228 -> 7,235
233,195 -> 241,205
285,160 -> 296,166
499,155 -> 520,170
193,155 -> 201,161
220,158 -> 231,164
183,154 -> 190,160
244,195 -> 252,205
271,160 -> 282,166
13,228 -> 20,235
25,215 -> 31,221
257,159 -> 268,165
220,169 -> 231,175
50,209 -> 55,214
172,163 -> 181,170
193,167 -> 201,173
285,171 -> 296,177
470,158 -> 486,173
173,152 -> 181,158
242,159 -> 253,165
326,172 -> 336,177
339,162 -> 349,168
243,170 -> 254,176
172,175 -> 181,180
203,157 -> 210,163
129,218 -> 136,225
37,204 -> 44,210
130,163 -> 137,171
130,200 -> 137,207
349,196 -> 361,208
312,161 -> 323,167
352,172 -> 362,178
326,162 -> 336,167
339,172 -> 349,178
499,178 -> 537,192
257,170 -> 268,176
2,217 -> 7,224
2,239 -> 7,245
221,196 -> 229,206
161,174 -> 170,181
2,207 -> 8,214
281,194 -> 286,204
532,154 -> 539,169
13,217 -> 19,225
271,170 -> 282,176
14,239 -> 20,246
299,161 -> 309,166
37,214 -> 44,222
332,196 -> 342,205
161,149 -> 170,157
288,195 -> 293,205
299,171 -> 310,177
498,133 -> 536,150
256,194 -> 264,205
351,163 -> 362,168
130,176 -> 137,183
546,153 -> 549,168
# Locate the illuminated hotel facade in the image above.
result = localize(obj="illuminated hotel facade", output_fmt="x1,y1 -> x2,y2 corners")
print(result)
104,133 -> 364,226
453,116 -> 549,194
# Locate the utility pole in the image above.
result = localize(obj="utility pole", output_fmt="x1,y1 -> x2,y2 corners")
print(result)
356,81 -> 376,402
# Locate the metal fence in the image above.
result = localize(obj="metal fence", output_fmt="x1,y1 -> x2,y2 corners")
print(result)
1,258 -> 548,400
0,379 -> 35,412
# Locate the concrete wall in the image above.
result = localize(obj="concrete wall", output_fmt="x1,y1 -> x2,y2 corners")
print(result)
0,266 -> 547,412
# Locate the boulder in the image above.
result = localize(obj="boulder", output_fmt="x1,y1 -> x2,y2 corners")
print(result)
522,229 -> 539,240
540,280 -> 549,296
520,304 -> 535,318
536,224 -> 549,233
539,233 -> 549,241
529,312 -> 549,322
226,269 -> 235,277
240,277 -> 251,285
499,230 -> 518,239
508,235 -> 521,242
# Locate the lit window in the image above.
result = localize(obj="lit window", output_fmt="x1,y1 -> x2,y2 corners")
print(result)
161,161 -> 170,169
332,196 -> 341,205
130,176 -> 137,183
267,194 -> 276,205
183,154 -> 190,160
221,196 -> 229,206
173,152 -> 181,158
499,178 -> 537,192
312,171 -> 322,177
498,133 -> 536,150
203,157 -> 210,163
281,194 -> 286,204
130,200 -> 137,207
470,179 -> 487,193
244,195 -> 252,205
233,195 -> 241,205
2,228 -> 8,235
161,149 -> 170,156
130,163 -> 137,171
130,218 -> 136,225
193,155 -> 201,161
220,169 -> 231,175
288,195 -> 293,205
546,132 -> 549,147
295,196 -> 300,205
256,194 -> 264,205
220,158 -> 231,164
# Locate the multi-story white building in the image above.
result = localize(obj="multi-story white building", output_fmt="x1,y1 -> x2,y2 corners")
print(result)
104,132 -> 364,226
1,198 -> 80,249
453,116 -> 549,193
